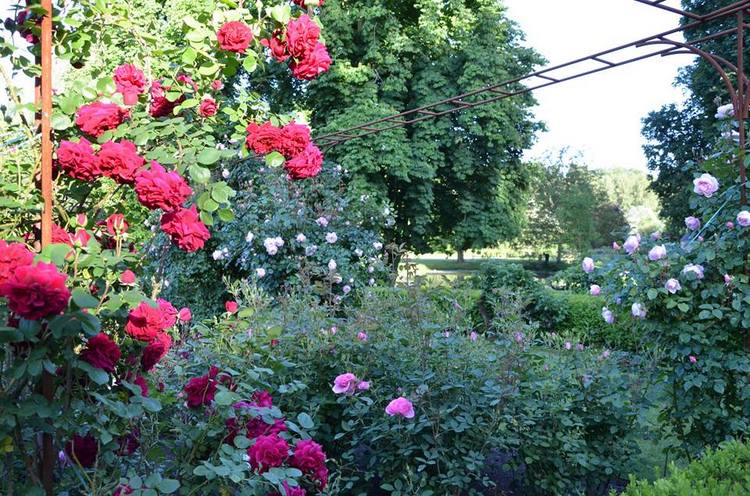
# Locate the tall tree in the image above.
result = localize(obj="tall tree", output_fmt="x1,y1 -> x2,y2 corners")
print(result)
298,0 -> 543,255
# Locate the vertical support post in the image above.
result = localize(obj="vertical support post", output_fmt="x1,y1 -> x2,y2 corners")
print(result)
39,0 -> 55,494
738,10 -> 748,206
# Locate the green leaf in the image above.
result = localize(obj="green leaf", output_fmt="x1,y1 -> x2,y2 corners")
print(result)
72,287 -> 99,309
182,47 -> 197,64
217,208 -> 235,222
242,54 -> 257,73
198,64 -> 221,76
197,148 -> 221,165
297,412 -> 314,429
51,113 -> 72,130
157,479 -> 180,493
268,4 -> 291,23
647,288 -> 658,300
214,390 -> 235,406
265,151 -> 285,168
77,361 -> 109,385
189,165 -> 211,184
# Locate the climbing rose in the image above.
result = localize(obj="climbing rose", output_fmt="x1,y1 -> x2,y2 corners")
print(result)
737,210 -> 750,227
149,80 -> 182,118
75,101 -> 129,137
0,240 -> 34,289
261,29 -> 289,61
682,263 -> 705,280
648,244 -> 667,261
290,42 -> 331,80
178,307 -> 192,321
157,298 -> 178,327
141,332 -> 172,371
56,138 -> 100,181
278,482 -> 306,496
119,270 -> 136,285
589,284 -> 601,296
725,274 -> 734,286
125,301 -> 171,342
80,333 -> 121,373
685,216 -> 701,231
217,21 -> 253,53
602,307 -> 615,324
247,434 -> 289,472
134,161 -> 193,211
184,366 -> 220,408
114,64 -> 147,105
285,143 -> 323,179
105,213 -> 128,235
693,173 -> 719,197
385,397 -> 415,418
286,15 -> 320,59
160,205 -> 211,252
631,303 -> 647,319
581,257 -> 594,273
211,79 -> 224,91
332,373 -> 359,394
278,122 -> 311,158
665,278 -> 681,294
623,234 -> 640,255
65,434 -> 98,468
0,262 -> 70,320
290,439 -> 326,476
225,301 -> 239,313
52,223 -> 73,245
715,103 -> 734,119
246,122 -> 283,155
198,97 -> 218,117
97,140 -> 145,184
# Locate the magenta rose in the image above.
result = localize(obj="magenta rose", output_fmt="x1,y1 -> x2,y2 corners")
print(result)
247,434 -> 289,472
385,396 -> 415,418
134,161 -> 193,211
75,101 -> 129,137
80,333 -> 121,373
160,205 -> 211,252
114,64 -> 147,105
217,21 -> 254,53
0,262 -> 70,320
97,140 -> 145,184
290,439 -> 326,475
57,138 -> 100,181
0,240 -> 34,289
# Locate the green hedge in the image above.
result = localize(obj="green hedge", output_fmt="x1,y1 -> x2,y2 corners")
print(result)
618,441 -> 750,495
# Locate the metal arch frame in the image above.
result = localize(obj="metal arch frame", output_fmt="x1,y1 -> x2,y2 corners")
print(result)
314,0 -> 750,204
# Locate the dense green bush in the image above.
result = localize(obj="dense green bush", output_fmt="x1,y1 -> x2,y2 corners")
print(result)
618,441 -> 750,496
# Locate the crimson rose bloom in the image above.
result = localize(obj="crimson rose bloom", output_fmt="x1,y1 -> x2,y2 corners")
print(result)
114,64 -> 147,105
75,101 -> 129,137
284,143 -> 323,179
51,223 -> 73,246
246,122 -> 283,156
97,140 -> 145,184
149,80 -> 183,118
290,42 -> 331,80
114,485 -> 133,496
290,439 -> 326,474
217,21 -> 254,53
278,122 -> 311,159
1,262 -> 70,320
125,301 -> 171,341
198,97 -> 218,117
184,366 -> 220,408
141,331 -> 172,371
80,333 -> 121,373
0,240 -> 34,289
252,390 -> 274,408
65,434 -> 98,468
286,15 -> 320,59
157,298 -> 178,327
260,30 -> 289,62
133,375 -> 149,396
211,79 -> 224,91
105,213 -> 128,235
160,205 -> 211,252
247,434 -> 289,472
134,161 -> 193,211
56,138 -> 100,181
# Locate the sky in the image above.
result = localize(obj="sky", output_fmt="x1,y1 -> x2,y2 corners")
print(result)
503,0 -> 695,171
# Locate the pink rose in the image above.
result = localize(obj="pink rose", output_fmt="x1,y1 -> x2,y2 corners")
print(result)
114,64 -> 147,105
385,396 -> 415,419
737,210 -> 750,227
693,173 -> 719,197
57,138 -> 100,181
217,21 -> 254,53
589,284 -> 601,296
178,307 -> 192,321
75,101 -> 129,137
225,301 -> 239,314
332,373 -> 359,394
581,257 -> 594,273
119,270 -> 136,285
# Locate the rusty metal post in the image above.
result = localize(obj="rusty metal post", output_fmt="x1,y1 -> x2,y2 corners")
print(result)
39,0 -> 55,494
738,10 -> 748,206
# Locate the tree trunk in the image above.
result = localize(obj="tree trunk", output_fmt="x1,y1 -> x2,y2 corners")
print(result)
556,244 -> 563,263
457,249 -> 465,263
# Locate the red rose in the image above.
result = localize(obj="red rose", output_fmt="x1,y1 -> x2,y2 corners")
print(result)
285,14 -> 320,59
52,223 -> 73,246
75,101 -> 129,137
225,300 -> 238,313
247,434 -> 289,472
198,97 -> 218,118
119,270 -> 136,285
252,390 -> 274,408
184,366 -> 220,408
178,307 -> 192,321
133,375 -> 149,396
278,122 -> 311,159
71,229 -> 91,248
97,140 -> 145,184
141,331 -> 172,372
284,143 -> 323,179
260,29 -> 289,62
0,240 -> 34,289
125,301 -> 170,341
290,439 -> 326,475
114,485 -> 133,496
157,298 -> 178,327
117,427 -> 140,455
106,213 -> 128,235
114,64 -> 147,105
293,0 -> 324,6
134,161 -> 193,211
290,42 -> 331,80
211,79 -> 224,91
160,205 -> 211,252
0,262 -> 70,320
245,122 -> 283,156
149,80 -> 183,118
217,21 -> 254,53
65,434 -> 98,468
80,333 -> 121,373
246,417 -> 287,440
57,138 -> 100,181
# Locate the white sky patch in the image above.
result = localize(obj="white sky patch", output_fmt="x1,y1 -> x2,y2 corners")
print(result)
504,0 -> 695,171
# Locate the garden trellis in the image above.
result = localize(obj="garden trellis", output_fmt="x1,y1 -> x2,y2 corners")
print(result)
315,0 -> 750,204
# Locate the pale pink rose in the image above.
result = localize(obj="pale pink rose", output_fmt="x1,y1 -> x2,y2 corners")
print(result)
631,302 -> 647,319
724,274 -> 733,286
357,381 -> 370,391
332,373 -> 359,394
665,278 -> 681,294
648,244 -> 667,261
589,284 -> 601,296
581,257 -> 595,274
612,242 -> 621,251
685,216 -> 701,231
623,235 -> 640,255
470,331 -> 478,342
737,211 -> 750,227
689,355 -> 697,364
693,173 -> 719,197
357,331 -> 368,341
385,397 -> 415,418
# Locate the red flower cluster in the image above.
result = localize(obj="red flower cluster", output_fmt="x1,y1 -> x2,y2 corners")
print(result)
80,333 -> 121,373
0,240 -> 34,287
65,434 -> 98,468
125,300 -> 176,342
248,434 -> 289,472
141,331 -> 172,371
226,391 -> 288,445
261,15 -> 331,80
290,439 -> 328,487
98,140 -> 145,184
160,205 -> 211,252
75,101 -> 130,137
134,161 -> 193,211
245,121 -> 322,180
0,262 -> 71,320
184,366 -> 225,408
114,64 -> 147,105
217,21 -> 254,53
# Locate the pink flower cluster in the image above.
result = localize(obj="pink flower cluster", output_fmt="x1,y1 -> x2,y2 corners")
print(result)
332,373 -> 369,394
